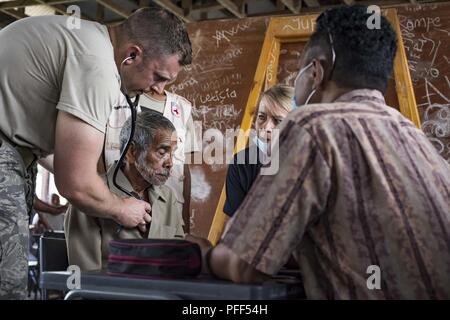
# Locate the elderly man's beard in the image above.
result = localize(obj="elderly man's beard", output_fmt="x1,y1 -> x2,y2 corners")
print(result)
135,154 -> 170,186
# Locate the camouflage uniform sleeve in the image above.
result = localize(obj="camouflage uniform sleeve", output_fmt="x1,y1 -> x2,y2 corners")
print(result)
0,140 -> 29,299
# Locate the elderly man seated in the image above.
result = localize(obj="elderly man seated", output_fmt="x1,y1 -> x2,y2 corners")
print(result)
65,110 -> 184,271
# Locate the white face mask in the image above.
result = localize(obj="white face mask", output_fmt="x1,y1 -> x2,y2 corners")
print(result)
293,62 -> 316,109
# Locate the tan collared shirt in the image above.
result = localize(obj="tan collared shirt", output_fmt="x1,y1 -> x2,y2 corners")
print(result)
222,89 -> 450,299
0,16 -> 121,157
65,164 -> 184,271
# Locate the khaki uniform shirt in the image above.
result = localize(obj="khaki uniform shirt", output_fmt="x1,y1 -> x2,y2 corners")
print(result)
222,89 -> 450,299
65,164 -> 184,271
0,16 -> 121,157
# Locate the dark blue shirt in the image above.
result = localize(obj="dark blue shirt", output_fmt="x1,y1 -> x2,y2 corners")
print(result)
223,146 -> 263,217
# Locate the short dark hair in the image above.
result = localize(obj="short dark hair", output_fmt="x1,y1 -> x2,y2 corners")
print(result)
119,109 -> 175,155
306,5 -> 397,92
120,7 -> 192,66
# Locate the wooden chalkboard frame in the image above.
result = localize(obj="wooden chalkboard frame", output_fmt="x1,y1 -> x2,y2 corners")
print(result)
208,9 -> 421,245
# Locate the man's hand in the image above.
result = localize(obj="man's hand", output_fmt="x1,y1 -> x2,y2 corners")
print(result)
34,197 -> 68,216
185,234 -> 214,273
116,197 -> 152,228
54,203 -> 69,214
185,236 -> 268,283
31,212 -> 52,234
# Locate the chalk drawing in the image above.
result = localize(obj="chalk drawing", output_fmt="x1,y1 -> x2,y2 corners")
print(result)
282,17 -> 316,32
213,20 -> 252,47
419,78 -> 450,162
190,167 -> 212,202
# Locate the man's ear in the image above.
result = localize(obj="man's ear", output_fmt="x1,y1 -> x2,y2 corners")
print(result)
124,45 -> 144,65
125,143 -> 138,165
311,58 -> 325,90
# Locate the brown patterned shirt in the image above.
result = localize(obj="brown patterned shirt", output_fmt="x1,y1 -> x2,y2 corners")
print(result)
222,89 -> 450,299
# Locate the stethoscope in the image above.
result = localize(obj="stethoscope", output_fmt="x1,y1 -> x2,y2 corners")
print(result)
113,55 -> 143,233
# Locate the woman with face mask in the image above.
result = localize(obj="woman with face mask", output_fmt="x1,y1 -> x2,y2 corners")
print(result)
223,84 -> 294,217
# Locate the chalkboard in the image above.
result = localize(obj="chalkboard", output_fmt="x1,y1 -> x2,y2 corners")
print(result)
397,3 -> 450,164
168,17 -> 268,237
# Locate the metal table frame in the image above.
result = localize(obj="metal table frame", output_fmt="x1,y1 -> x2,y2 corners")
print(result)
40,271 -> 304,300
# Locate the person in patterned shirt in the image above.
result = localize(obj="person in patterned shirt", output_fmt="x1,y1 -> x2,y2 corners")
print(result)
187,5 -> 450,299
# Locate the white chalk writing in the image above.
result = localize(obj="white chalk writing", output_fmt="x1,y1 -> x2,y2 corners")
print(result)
402,16 -> 441,33
200,73 -> 242,92
183,47 -> 243,75
191,103 -> 242,131
266,41 -> 278,85
398,7 -> 449,163
435,27 -> 450,36
282,17 -> 316,32
213,21 -> 252,47
190,169 -> 212,202
399,14 -> 443,84
168,77 -> 198,94
419,79 -> 450,162
199,89 -> 238,105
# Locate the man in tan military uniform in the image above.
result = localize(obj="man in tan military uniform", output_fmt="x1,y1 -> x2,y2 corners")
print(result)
66,111 -> 184,271
0,8 -> 191,299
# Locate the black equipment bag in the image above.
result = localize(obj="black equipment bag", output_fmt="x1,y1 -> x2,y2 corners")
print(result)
107,239 -> 202,279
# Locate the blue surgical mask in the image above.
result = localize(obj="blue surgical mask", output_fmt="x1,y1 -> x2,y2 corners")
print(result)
292,96 -> 298,110
252,135 -> 268,155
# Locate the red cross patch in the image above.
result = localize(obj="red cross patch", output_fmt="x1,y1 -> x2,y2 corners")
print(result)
171,102 -> 181,117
